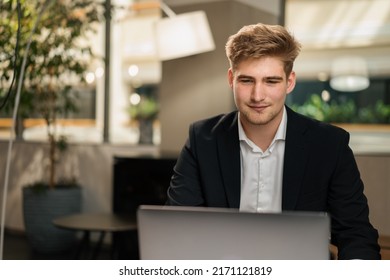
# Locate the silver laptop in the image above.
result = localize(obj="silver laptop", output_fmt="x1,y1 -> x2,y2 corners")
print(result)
137,205 -> 330,260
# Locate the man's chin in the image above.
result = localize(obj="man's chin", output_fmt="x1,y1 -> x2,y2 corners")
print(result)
245,115 -> 272,126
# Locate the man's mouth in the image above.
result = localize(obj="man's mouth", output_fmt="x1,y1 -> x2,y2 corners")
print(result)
248,104 -> 269,112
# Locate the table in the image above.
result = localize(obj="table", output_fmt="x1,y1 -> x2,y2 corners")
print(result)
53,213 -> 137,259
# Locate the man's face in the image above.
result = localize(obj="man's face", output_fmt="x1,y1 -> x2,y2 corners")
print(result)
228,57 -> 296,128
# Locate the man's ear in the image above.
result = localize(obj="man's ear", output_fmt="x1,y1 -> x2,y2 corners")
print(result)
286,71 -> 296,94
227,68 -> 234,89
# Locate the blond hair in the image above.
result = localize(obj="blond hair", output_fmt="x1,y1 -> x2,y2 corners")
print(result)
225,23 -> 301,77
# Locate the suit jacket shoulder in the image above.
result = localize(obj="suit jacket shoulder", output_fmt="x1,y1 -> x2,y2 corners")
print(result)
167,111 -> 241,208
190,111 -> 238,137
285,106 -> 348,141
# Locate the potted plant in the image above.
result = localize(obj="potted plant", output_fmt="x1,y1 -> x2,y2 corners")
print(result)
0,0 -> 103,254
129,95 -> 159,144
291,94 -> 390,124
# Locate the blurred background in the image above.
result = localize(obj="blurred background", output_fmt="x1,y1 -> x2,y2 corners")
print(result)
1,0 -> 389,259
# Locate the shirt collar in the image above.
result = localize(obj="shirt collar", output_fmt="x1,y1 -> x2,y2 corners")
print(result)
275,106 -> 287,141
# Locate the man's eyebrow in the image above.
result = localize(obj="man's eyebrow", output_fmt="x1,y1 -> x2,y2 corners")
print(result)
237,74 -> 254,79
264,76 -> 284,80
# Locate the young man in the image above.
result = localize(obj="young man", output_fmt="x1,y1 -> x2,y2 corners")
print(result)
166,23 -> 381,260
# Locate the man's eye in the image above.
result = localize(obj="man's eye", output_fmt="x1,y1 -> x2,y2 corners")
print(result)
267,80 -> 279,84
240,79 -> 253,84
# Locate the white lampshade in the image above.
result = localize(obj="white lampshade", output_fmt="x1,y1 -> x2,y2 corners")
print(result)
330,56 -> 370,92
155,10 -> 215,61
123,61 -> 162,85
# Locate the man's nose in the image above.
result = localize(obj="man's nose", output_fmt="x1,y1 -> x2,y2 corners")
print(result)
251,83 -> 265,101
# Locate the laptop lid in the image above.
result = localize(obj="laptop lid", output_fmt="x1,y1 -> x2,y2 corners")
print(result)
137,205 -> 330,260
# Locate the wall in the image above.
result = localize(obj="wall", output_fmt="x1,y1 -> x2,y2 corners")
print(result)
356,154 -> 390,236
338,131 -> 390,236
159,0 -> 281,153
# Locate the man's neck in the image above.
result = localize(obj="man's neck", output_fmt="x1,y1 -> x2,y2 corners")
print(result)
240,111 -> 284,151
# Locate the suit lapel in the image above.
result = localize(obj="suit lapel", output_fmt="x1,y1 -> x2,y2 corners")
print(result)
217,112 -> 241,208
282,107 -> 310,210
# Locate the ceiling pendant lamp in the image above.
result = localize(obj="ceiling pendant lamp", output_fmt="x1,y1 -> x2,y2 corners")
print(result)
155,2 -> 215,61
330,56 -> 370,92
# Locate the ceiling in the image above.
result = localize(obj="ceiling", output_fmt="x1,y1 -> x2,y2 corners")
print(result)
164,0 -> 281,16
137,0 -> 390,80
285,0 -> 390,79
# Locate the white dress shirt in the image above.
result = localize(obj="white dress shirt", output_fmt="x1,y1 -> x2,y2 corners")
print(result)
238,107 -> 287,213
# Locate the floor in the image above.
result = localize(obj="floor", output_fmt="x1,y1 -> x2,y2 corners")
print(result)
2,229 -> 113,260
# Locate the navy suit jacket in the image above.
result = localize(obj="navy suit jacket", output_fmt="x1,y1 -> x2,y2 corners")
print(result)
166,106 -> 380,259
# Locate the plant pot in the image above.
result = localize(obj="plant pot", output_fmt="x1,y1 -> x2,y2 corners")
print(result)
22,186 -> 82,255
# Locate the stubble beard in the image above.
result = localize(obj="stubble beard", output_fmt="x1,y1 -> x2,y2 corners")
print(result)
241,107 -> 277,126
